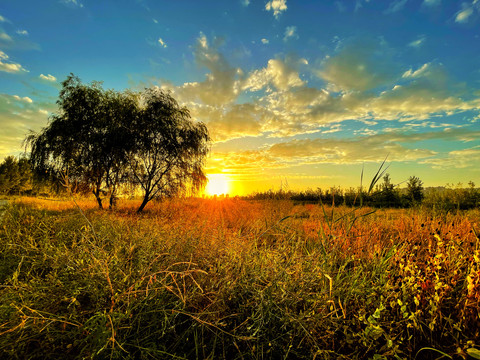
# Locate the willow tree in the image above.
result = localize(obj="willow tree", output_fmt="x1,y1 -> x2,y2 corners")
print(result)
25,74 -> 135,208
26,75 -> 210,212
129,88 -> 210,212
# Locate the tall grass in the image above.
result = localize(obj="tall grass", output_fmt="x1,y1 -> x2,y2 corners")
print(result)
0,197 -> 479,359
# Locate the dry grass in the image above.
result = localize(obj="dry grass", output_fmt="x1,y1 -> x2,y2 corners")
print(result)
0,196 -> 479,359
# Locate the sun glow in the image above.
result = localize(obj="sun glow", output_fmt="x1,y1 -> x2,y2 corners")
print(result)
205,174 -> 230,196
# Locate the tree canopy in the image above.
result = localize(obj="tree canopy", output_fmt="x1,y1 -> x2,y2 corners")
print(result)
25,74 -> 210,212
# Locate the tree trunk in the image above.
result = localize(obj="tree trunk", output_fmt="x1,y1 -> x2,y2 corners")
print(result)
109,193 -> 117,209
93,189 -> 103,209
137,194 -> 150,213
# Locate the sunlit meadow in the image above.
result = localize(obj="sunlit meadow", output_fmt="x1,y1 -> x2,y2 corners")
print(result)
1,196 -> 479,359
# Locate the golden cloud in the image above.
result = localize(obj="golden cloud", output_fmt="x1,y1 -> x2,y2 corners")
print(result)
158,35 -> 480,144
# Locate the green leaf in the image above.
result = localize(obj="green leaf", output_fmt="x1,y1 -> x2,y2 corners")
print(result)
467,348 -> 480,359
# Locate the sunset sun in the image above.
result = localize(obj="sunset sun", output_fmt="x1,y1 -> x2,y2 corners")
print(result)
205,174 -> 230,196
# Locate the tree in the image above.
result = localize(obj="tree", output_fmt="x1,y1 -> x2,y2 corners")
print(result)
25,75 -> 210,212
406,176 -> 424,205
129,88 -> 210,212
0,156 -> 32,195
377,173 -> 400,207
26,75 -> 134,208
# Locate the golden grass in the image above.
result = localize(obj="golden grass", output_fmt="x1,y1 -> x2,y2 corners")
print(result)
1,196 -> 479,359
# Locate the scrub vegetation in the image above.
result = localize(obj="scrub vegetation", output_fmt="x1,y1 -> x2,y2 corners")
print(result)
1,196 -> 479,359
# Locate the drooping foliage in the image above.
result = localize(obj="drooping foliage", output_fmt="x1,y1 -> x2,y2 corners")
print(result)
130,88 -> 209,212
25,75 -> 117,208
25,74 -> 210,211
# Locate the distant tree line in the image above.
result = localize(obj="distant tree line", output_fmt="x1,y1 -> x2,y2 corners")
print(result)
247,174 -> 480,210
0,156 -> 65,196
8,74 -> 210,212
1,156 -> 479,210
0,156 -> 33,195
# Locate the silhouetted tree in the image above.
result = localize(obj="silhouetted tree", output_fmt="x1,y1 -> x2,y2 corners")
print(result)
406,176 -> 424,206
26,75 -> 136,208
376,173 -> 400,207
25,75 -> 210,212
129,88 -> 210,213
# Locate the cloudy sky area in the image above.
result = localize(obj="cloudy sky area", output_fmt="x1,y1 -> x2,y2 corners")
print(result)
0,0 -> 479,194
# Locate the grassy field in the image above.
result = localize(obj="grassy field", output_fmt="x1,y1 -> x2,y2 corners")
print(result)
0,197 -> 479,359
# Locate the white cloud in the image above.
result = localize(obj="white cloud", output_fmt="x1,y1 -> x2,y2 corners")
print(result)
0,32 -> 12,42
153,19 -> 158,24
455,6 -> 474,23
402,63 -> 430,78
408,36 -> 426,48
16,29 -> 28,36
0,51 -> 27,73
456,8 -> 474,23
265,0 -> 287,18
12,95 -> 33,103
244,58 -> 304,92
0,15 -> 7,22
283,26 -> 298,42
39,74 -> 57,82
261,38 -> 269,44
241,0 -> 250,6
158,37 -> 167,48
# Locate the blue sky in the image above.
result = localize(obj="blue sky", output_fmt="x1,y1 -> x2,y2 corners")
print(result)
1,0 -> 479,194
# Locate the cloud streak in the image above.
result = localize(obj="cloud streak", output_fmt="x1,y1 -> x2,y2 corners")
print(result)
39,74 -> 57,82
408,36 -> 426,48
0,50 -> 28,73
207,128 -> 480,180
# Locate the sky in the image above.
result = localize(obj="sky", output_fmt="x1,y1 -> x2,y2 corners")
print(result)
1,0 -> 480,196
